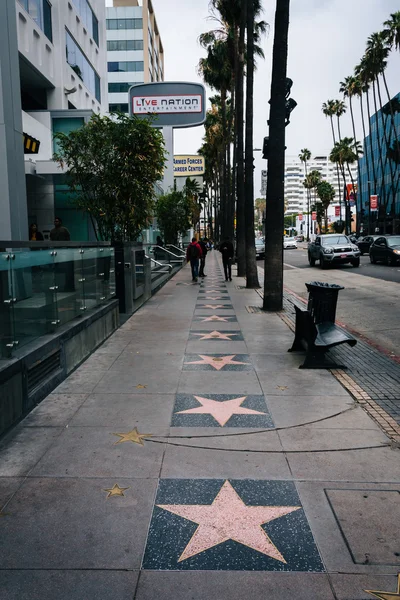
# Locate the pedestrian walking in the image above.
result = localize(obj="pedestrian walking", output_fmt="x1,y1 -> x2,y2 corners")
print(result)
29,223 -> 44,242
186,237 -> 202,282
218,237 -> 234,281
198,238 -> 208,278
50,217 -> 70,241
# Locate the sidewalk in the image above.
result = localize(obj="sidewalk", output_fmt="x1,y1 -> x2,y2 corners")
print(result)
0,252 -> 399,600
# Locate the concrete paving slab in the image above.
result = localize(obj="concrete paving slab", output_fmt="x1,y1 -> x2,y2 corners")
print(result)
0,477 -> 23,510
326,488 -> 400,565
21,393 -> 89,427
0,477 -> 156,569
190,321 -> 242,331
93,367 -> 181,394
329,573 -> 400,599
30,427 -> 167,478
251,352 -> 307,371
69,393 -> 175,428
0,426 -> 62,476
106,353 -> 184,371
185,341 -> 248,354
278,426 -> 389,451
160,444 -> 291,479
266,395 -> 355,428
258,369 -> 347,396
178,371 -> 263,395
53,369 -> 107,393
0,571 -> 138,600
135,572 -> 335,600
77,353 -> 122,370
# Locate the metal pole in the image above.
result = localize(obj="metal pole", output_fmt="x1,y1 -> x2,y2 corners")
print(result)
162,126 -> 174,193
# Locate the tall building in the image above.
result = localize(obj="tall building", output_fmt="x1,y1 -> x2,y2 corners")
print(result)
358,93 -> 400,234
284,155 -> 358,217
106,0 -> 164,114
0,0 -> 108,240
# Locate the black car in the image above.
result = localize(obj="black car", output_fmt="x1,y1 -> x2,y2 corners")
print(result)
369,235 -> 400,265
357,235 -> 379,255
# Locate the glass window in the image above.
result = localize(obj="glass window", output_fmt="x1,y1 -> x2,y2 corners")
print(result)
43,0 -> 52,41
106,18 -> 143,30
387,236 -> 400,247
107,19 -> 118,30
108,82 -> 141,93
71,0 -> 99,45
107,61 -> 144,72
109,103 -> 129,113
66,30 -> 101,102
18,0 -> 53,42
92,13 -> 99,45
107,40 -> 144,51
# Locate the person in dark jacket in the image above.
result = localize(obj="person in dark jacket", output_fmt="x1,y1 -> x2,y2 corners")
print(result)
29,223 -> 44,242
186,237 -> 202,282
198,238 -> 208,278
218,237 -> 234,281
50,217 -> 70,241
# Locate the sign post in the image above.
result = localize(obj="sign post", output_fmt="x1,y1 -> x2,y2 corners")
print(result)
129,82 -> 206,193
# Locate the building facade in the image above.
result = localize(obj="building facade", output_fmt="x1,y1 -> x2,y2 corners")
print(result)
358,93 -> 400,234
106,0 -> 164,114
0,0 -> 109,240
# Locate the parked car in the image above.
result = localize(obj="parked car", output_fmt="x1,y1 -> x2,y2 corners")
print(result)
308,234 -> 361,268
283,237 -> 298,249
295,235 -> 305,242
255,238 -> 265,259
357,235 -> 379,255
369,235 -> 400,265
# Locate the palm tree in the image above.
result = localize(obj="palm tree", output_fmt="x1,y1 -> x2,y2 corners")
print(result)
316,181 -> 335,232
333,99 -> 347,140
299,148 -> 311,240
383,11 -> 400,51
322,99 -> 342,219
263,0 -> 290,312
330,138 -> 363,234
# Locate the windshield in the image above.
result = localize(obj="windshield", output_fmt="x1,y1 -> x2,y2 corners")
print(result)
387,236 -> 400,247
286,237 -> 295,242
255,239 -> 264,246
321,236 -> 349,245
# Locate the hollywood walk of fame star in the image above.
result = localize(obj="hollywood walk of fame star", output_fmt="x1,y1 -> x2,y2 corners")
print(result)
103,483 -> 130,498
136,384 -> 147,389
199,315 -> 234,322
157,480 -> 300,562
184,355 -> 249,371
176,395 -> 267,426
365,574 -> 400,600
276,386 -> 288,391
200,305 -> 228,309
112,427 -> 152,446
201,289 -> 226,294
191,330 -> 239,341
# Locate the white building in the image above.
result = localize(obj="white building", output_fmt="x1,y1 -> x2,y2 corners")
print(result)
106,0 -> 164,114
0,0 -> 108,240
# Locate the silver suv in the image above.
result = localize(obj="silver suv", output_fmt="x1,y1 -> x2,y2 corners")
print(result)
308,234 -> 361,269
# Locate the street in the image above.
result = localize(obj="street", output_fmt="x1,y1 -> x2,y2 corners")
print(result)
259,245 -> 400,358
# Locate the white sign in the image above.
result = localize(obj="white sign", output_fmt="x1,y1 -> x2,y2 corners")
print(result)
261,170 -> 267,194
174,155 -> 205,176
132,95 -> 203,115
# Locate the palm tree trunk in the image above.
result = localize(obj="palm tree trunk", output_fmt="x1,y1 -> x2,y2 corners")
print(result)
244,0 -> 260,288
330,115 -> 342,223
304,160 -> 311,241
359,93 -> 372,234
365,87 -> 378,233
263,0 -> 290,311
227,84 -> 235,240
348,96 -> 362,235
235,2 -> 246,277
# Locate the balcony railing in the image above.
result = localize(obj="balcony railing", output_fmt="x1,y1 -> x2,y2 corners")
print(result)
0,242 -> 115,358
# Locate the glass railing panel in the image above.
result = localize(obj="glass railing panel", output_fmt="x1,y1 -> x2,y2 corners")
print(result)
135,249 -> 145,287
106,248 -> 116,300
81,247 -> 100,310
0,252 -> 16,358
53,248 -> 84,323
10,250 -> 58,349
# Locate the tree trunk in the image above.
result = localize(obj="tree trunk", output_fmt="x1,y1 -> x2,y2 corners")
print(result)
359,94 -> 372,233
348,96 -> 362,235
227,83 -> 235,240
263,0 -> 290,311
235,3 -> 246,277
330,115 -> 342,223
365,88 -> 378,231
244,0 -> 260,289
220,88 -> 228,239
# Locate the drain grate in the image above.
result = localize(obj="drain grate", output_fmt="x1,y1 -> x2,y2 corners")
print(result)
246,305 -> 266,314
27,350 -> 61,395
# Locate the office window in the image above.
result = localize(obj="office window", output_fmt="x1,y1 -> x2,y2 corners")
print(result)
66,30 -> 101,102
18,0 -> 52,42
108,61 -> 144,73
106,18 -> 143,30
108,82 -> 143,93
109,103 -> 129,113
107,40 -> 144,51
71,0 -> 99,45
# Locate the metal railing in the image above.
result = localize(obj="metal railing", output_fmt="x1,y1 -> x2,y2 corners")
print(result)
146,255 -> 172,273
143,244 -> 185,264
165,244 -> 186,256
0,242 -> 116,358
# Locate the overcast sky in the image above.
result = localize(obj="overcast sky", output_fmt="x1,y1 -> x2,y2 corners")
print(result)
108,0 -> 400,195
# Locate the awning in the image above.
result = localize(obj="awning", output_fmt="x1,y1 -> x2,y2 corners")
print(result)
23,132 -> 40,154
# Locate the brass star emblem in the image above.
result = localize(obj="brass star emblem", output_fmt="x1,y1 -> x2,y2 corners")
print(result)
103,483 -> 130,498
365,574 -> 400,599
136,384 -> 147,389
112,427 -> 152,446
276,386 -> 288,391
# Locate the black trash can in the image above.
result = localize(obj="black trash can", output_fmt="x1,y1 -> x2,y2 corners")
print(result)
305,281 -> 344,324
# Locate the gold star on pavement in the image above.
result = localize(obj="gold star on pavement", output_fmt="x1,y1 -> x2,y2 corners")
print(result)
103,483 -> 130,498
112,427 -> 152,445
184,355 -> 250,371
158,480 -> 300,562
365,574 -> 400,599
136,384 -> 147,389
177,395 -> 267,426
191,330 -> 238,341
276,386 -> 288,391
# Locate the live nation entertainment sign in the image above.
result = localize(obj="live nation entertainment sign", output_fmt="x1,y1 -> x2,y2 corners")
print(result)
129,82 -> 206,128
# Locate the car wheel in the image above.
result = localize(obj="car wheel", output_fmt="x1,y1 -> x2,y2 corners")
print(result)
308,253 -> 315,267
320,256 -> 328,269
370,254 -> 376,264
351,258 -> 360,267
388,255 -> 396,266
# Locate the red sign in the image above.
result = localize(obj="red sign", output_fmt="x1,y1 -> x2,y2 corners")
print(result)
346,183 -> 357,201
312,211 -> 317,221
335,206 -> 340,217
370,195 -> 378,210
298,214 -> 303,221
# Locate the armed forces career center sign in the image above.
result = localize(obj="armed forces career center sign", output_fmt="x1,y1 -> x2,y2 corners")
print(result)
129,82 -> 206,128
174,155 -> 205,177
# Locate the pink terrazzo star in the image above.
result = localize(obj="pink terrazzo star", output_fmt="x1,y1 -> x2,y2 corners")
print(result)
157,481 -> 300,562
191,330 -> 237,341
200,315 -> 233,322
176,395 -> 266,426
184,355 -> 249,370
202,296 -> 225,300
201,305 -> 227,309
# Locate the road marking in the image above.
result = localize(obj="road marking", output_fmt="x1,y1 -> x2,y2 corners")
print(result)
283,263 -> 299,270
